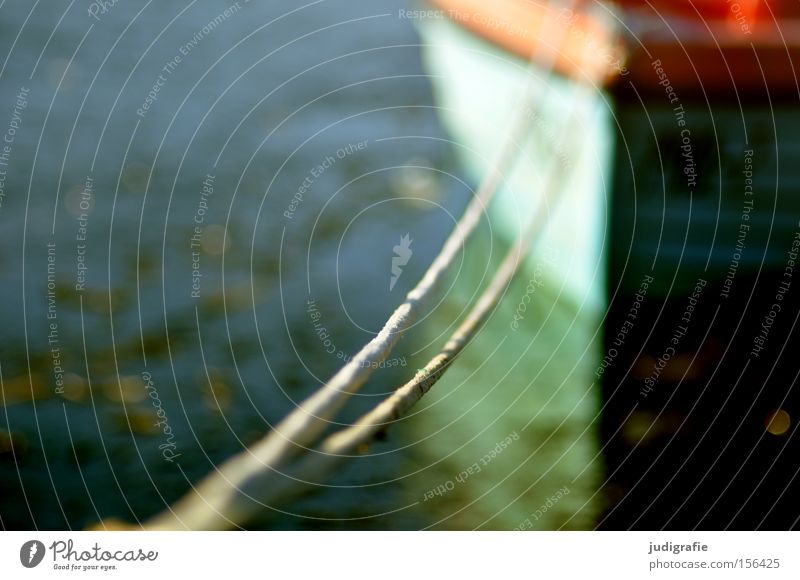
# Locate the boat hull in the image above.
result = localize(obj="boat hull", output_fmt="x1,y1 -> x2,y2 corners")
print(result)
410,14 -> 614,529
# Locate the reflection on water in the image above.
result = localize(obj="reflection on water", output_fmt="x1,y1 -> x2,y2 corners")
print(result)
0,0 -> 597,529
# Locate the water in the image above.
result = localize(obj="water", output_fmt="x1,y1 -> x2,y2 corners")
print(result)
0,0 -> 598,530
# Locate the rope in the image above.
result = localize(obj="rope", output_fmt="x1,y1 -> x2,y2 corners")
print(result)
143,0 -> 582,531
196,83 -> 590,519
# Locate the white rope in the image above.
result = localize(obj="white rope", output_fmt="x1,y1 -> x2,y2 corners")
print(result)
144,0 -> 579,531
193,80 -> 590,519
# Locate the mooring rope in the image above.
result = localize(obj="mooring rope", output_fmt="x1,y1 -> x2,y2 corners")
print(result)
217,97 -> 591,517
141,0 -> 587,531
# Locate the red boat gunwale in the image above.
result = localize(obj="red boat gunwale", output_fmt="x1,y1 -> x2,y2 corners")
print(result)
427,0 -> 800,94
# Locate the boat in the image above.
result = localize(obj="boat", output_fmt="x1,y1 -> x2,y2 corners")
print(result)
412,0 -> 800,529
